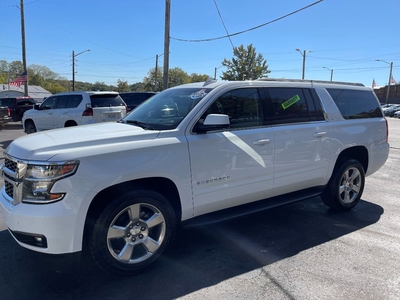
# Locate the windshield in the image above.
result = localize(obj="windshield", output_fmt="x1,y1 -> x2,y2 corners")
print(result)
122,87 -> 212,130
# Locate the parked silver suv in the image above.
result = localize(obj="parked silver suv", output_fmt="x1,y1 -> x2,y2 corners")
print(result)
22,91 -> 128,133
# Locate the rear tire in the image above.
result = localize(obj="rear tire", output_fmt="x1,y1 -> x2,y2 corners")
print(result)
88,190 -> 176,275
25,120 -> 37,134
321,159 -> 365,211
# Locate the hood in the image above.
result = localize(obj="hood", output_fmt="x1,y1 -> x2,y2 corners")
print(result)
6,122 -> 160,161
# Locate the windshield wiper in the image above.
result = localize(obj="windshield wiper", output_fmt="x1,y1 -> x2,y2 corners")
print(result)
123,120 -> 155,130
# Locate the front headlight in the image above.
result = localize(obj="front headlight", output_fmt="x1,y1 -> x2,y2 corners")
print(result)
22,161 -> 79,204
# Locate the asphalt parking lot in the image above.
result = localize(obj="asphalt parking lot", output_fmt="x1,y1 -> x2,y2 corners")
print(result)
0,119 -> 399,300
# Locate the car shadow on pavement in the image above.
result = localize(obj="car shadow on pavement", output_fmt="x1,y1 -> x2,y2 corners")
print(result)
2,123 -> 23,130
0,140 -> 13,152
0,197 -> 383,300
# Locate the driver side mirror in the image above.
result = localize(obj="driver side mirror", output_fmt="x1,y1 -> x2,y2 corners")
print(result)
196,114 -> 230,133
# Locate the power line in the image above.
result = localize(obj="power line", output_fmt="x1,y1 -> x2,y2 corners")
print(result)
171,0 -> 324,42
213,0 -> 234,49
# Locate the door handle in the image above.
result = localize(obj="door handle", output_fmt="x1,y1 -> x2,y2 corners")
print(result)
253,139 -> 271,145
314,132 -> 327,138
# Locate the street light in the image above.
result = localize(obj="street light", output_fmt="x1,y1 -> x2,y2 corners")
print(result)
214,65 -> 224,80
375,59 -> 393,104
295,48 -> 312,79
72,49 -> 90,91
155,53 -> 164,92
323,66 -> 333,81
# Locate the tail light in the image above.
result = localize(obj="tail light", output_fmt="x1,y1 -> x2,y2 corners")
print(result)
125,104 -> 129,114
82,103 -> 93,116
7,108 -> 10,116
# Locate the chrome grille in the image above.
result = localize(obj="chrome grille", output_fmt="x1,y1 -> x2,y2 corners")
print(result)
4,158 -> 17,172
5,181 -> 13,198
2,153 -> 27,205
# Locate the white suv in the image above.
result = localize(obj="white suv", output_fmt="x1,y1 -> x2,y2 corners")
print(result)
22,91 -> 128,133
1,79 -> 389,275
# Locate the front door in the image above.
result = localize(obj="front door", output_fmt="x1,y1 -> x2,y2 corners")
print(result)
187,88 -> 275,217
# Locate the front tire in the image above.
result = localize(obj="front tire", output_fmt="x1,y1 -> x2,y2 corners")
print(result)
88,190 -> 176,275
321,159 -> 365,211
25,120 -> 37,134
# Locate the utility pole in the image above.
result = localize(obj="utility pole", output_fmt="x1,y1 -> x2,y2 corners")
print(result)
20,0 -> 28,96
163,0 -> 170,91
296,49 -> 312,80
72,49 -> 90,91
376,59 -> 394,104
72,51 -> 75,91
386,62 -> 393,104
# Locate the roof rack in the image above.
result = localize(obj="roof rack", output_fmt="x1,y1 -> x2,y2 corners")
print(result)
256,78 -> 364,87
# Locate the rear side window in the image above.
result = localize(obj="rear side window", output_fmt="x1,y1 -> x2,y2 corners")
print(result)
56,95 -> 69,108
68,95 -> 83,108
326,88 -> 383,119
90,94 -> 125,107
266,88 -> 311,124
0,99 -> 13,107
17,99 -> 35,106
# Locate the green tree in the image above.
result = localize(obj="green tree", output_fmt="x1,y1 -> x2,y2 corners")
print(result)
168,67 -> 191,88
130,82 -> 146,91
116,79 -> 130,92
91,81 -> 110,91
28,64 -> 60,80
29,73 -> 46,86
8,61 -> 24,79
44,81 -> 67,94
190,73 -> 210,82
143,68 -> 164,92
221,44 -> 270,81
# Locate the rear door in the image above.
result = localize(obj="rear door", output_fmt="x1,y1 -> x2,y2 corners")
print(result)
265,87 -> 331,195
55,94 -> 84,127
91,94 -> 127,122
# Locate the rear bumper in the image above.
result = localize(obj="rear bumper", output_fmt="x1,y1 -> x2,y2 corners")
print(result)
0,116 -> 12,128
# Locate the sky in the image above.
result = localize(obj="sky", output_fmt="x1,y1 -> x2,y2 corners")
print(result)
1,0 -> 399,88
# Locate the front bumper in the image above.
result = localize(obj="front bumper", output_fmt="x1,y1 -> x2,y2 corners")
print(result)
0,187 -> 83,254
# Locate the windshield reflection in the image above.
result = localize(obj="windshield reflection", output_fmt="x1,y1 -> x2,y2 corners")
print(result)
123,87 -> 212,130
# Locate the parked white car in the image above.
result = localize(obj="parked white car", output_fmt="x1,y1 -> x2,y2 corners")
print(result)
22,91 -> 128,133
1,79 -> 390,275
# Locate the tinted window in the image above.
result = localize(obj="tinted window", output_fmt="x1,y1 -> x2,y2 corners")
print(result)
41,97 -> 57,109
202,88 -> 263,129
68,95 -> 83,108
120,93 -> 156,107
56,95 -> 69,109
0,98 -> 13,107
266,88 -> 310,124
326,88 -> 383,119
90,94 -> 125,107
17,99 -> 35,106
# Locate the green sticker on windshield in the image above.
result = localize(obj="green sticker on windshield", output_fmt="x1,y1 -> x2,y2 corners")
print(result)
281,95 -> 300,110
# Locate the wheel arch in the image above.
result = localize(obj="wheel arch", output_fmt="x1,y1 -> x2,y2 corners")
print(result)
83,177 -> 182,243
64,120 -> 78,127
334,146 -> 368,174
23,118 -> 35,133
